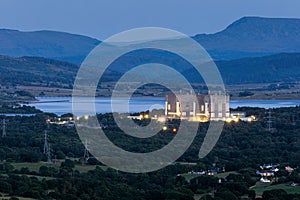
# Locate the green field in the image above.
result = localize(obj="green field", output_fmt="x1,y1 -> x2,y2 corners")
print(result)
181,171 -> 239,182
0,197 -> 35,200
0,193 -> 35,200
215,171 -> 239,179
252,182 -> 300,196
74,164 -> 108,172
10,162 -> 107,173
11,162 -> 58,172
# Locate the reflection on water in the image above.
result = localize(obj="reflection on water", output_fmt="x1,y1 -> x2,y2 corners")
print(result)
230,100 -> 300,109
0,114 -> 37,117
27,97 -> 300,116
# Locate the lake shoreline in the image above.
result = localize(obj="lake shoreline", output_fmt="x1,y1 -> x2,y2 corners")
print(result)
26,97 -> 300,116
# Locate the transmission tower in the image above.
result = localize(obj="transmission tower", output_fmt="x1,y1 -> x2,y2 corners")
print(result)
266,108 -> 274,132
291,115 -> 296,126
43,126 -> 52,163
46,143 -> 52,164
2,119 -> 7,137
83,139 -> 90,162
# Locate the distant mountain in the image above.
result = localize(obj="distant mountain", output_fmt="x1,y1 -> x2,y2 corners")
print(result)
194,16 -> 300,60
0,55 -> 78,87
218,53 -> 300,84
1,17 -> 300,63
101,49 -> 300,85
0,55 -> 121,87
184,53 -> 300,84
0,29 -> 100,64
1,53 -> 299,88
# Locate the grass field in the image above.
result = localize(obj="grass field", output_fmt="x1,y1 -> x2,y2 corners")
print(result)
215,171 -> 239,179
8,162 -> 107,174
0,193 -> 35,200
0,197 -> 35,200
252,182 -> 300,196
11,162 -> 59,172
181,171 -> 239,182
74,164 -> 108,172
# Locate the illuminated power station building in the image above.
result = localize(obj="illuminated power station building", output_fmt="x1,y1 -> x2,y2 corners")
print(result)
165,92 -> 230,121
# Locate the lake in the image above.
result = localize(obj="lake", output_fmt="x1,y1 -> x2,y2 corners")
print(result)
27,97 -> 300,116
0,114 -> 37,117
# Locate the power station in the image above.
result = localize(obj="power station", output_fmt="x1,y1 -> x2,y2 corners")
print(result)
164,92 -> 230,122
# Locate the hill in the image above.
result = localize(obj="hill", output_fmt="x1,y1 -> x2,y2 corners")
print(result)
183,53 -> 300,84
0,29 -> 100,64
193,16 -> 300,59
0,55 -> 78,88
217,53 -> 300,84
1,53 -> 300,89
1,17 -> 300,63
0,55 -> 122,89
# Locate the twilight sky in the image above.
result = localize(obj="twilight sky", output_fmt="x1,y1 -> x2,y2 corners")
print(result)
0,0 -> 299,40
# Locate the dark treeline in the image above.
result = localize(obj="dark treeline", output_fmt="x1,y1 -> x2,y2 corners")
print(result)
0,106 -> 299,199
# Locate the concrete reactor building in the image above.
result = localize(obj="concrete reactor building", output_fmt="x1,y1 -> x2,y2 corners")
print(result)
165,92 -> 230,122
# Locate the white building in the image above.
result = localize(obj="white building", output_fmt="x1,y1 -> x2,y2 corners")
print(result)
165,92 -> 230,121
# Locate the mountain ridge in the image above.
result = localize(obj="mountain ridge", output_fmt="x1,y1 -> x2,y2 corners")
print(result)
0,29 -> 100,64
193,16 -> 300,59
182,52 -> 300,84
1,16 -> 300,63
1,52 -> 299,87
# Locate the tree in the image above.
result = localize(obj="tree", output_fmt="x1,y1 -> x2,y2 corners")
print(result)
200,194 -> 213,200
262,189 -> 288,200
248,190 -> 256,200
216,190 -> 238,200
39,166 -> 49,176
0,180 -> 12,193
60,159 -> 75,169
